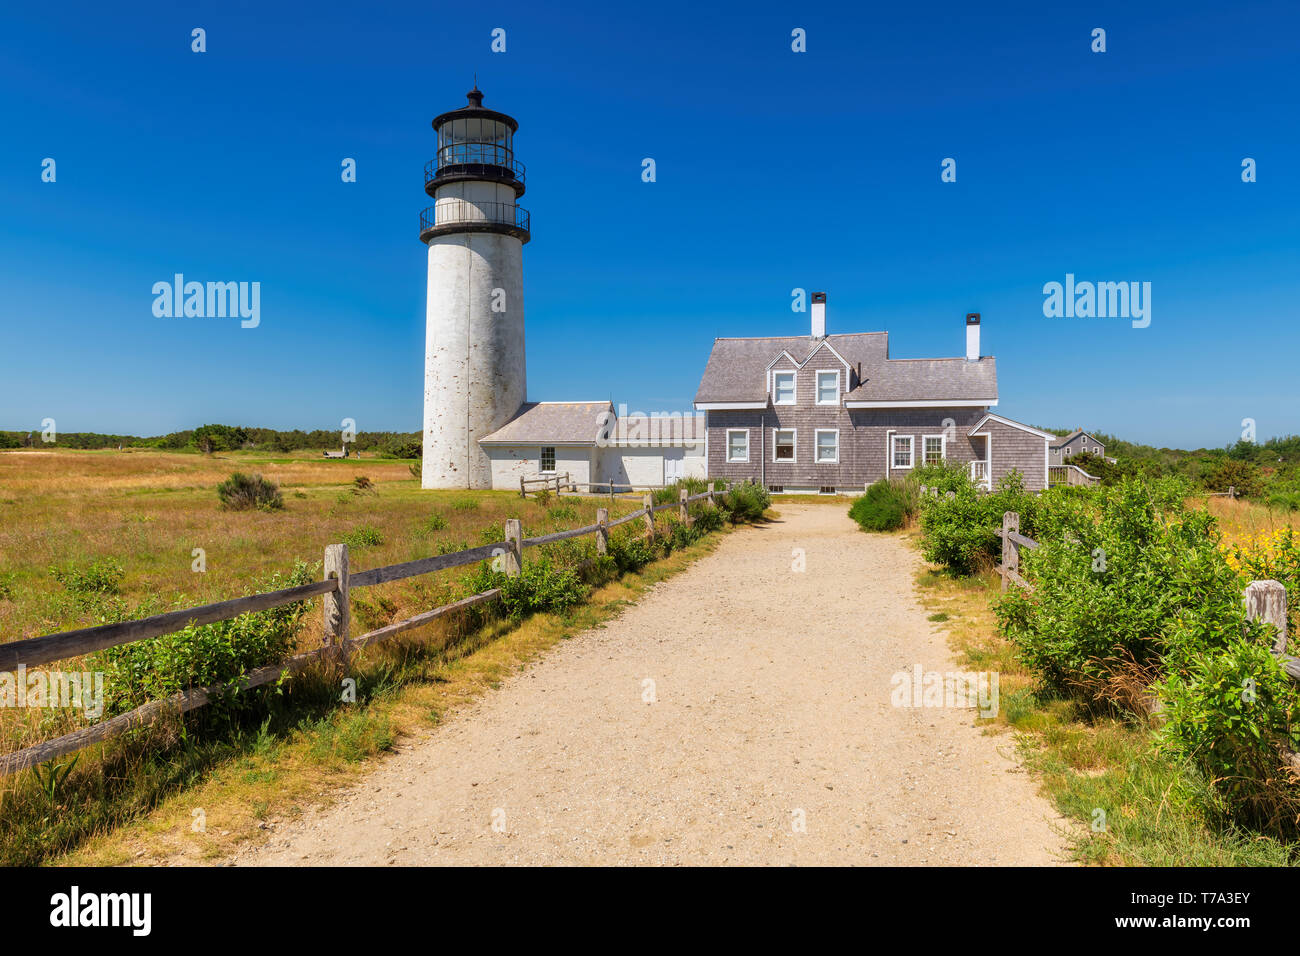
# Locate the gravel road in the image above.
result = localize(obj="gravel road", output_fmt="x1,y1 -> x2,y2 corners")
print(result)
229,504 -> 1067,866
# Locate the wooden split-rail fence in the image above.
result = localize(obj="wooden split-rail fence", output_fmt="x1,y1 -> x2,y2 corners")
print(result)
996,510 -> 1299,684
0,486 -> 729,777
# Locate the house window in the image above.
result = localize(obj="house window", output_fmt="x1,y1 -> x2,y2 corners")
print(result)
816,370 -> 839,405
891,435 -> 914,469
773,429 -> 796,461
773,371 -> 796,405
540,446 -> 556,472
819,486 -> 837,495
923,435 -> 945,465
726,429 -> 749,463
768,485 -> 784,494
815,429 -> 839,463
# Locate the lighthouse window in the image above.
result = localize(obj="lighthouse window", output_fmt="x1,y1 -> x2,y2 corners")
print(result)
540,447 -> 556,473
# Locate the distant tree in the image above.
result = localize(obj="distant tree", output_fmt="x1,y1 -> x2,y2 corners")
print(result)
1206,458 -> 1264,498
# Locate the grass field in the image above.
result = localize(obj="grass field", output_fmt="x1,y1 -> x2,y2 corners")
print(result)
0,447 -> 679,865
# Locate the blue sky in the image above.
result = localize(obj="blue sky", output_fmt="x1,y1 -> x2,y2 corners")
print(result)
1,0 -> 1296,448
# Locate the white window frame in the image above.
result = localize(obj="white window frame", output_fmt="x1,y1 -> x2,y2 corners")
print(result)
772,371 -> 797,406
772,428 -> 797,463
540,446 -> 556,473
725,428 -> 749,463
814,428 -> 840,464
922,434 -> 946,466
815,369 -> 840,406
891,435 -> 914,469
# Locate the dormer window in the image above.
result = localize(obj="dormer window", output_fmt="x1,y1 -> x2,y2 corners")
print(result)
816,370 -> 839,405
773,371 -> 796,405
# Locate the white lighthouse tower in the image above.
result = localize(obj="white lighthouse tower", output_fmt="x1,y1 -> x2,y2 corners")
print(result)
421,87 -> 530,489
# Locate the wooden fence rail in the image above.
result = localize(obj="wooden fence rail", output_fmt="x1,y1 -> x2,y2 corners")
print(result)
0,484 -> 732,776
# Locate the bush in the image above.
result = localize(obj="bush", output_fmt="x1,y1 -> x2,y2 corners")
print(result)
719,480 -> 769,523
1159,634 -> 1300,830
216,472 -> 284,511
422,513 -> 448,534
92,562 -> 316,715
849,479 -> 911,532
919,471 -> 1038,575
1205,458 -> 1264,499
342,525 -> 383,549
49,558 -> 124,596
461,557 -> 585,622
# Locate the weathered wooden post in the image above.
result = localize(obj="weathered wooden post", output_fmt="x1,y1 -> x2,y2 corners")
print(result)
323,543 -> 350,658
504,518 -> 522,578
1228,485 -> 1236,500
679,487 -> 689,524
1001,511 -> 1020,592
643,492 -> 654,539
596,507 -> 609,555
519,475 -> 526,498
1245,579 -> 1288,654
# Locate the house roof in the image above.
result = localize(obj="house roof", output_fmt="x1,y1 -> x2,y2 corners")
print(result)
694,333 -> 889,405
968,413 -> 1055,441
478,402 -> 613,445
845,357 -> 997,405
1051,428 -> 1099,447
694,331 -> 998,407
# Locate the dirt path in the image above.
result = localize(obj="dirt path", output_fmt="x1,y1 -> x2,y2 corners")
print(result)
229,504 -> 1067,866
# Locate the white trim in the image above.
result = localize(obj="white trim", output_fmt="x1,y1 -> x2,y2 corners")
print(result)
845,399 -> 996,409
693,401 -> 768,410
891,434 -> 914,469
814,428 -> 840,464
772,370 -> 797,406
762,338 -> 853,374
966,413 -> 1056,441
922,433 -> 946,465
725,428 -> 750,463
480,439 -> 596,447
815,369 -> 841,405
772,427 -> 797,463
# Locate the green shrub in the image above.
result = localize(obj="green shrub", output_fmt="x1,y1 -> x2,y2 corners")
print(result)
422,513 -> 448,534
919,471 -> 1038,575
216,472 -> 284,511
342,525 -> 383,549
461,556 -> 585,622
548,505 -> 579,523
50,558 -> 125,596
719,480 -> 769,523
1159,633 -> 1300,829
607,531 -> 658,573
92,562 -> 316,715
1205,458 -> 1264,499
849,479 -> 911,532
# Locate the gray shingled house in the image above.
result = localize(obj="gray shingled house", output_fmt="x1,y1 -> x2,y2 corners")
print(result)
693,294 -> 1051,493
1048,428 -> 1106,466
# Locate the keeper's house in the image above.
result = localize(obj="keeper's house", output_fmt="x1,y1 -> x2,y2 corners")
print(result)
693,294 -> 1052,494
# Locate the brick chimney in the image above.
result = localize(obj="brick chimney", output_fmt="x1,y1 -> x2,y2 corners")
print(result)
811,292 -> 827,339
965,312 -> 980,361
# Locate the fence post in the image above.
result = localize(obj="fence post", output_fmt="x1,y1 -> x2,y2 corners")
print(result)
504,518 -> 522,578
679,487 -> 689,524
596,507 -> 609,555
1245,580 -> 1288,654
643,492 -> 654,539
519,475 -> 526,498
1001,511 -> 1020,593
323,543 -> 350,657
1229,485 -> 1236,500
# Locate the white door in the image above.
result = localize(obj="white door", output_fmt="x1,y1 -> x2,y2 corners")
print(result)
663,448 -> 684,483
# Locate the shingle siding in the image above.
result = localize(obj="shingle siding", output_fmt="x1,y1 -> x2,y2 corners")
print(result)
974,419 -> 1048,491
708,403 -> 988,490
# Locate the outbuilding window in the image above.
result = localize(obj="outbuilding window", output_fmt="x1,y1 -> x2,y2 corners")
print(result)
540,447 -> 556,472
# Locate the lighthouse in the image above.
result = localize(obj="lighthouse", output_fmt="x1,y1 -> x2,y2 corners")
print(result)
421,87 -> 530,489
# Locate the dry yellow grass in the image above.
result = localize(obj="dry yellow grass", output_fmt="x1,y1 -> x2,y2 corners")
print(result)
1196,494 -> 1300,548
